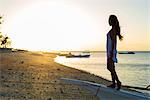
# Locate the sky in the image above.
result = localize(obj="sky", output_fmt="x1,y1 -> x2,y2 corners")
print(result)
0,0 -> 149,51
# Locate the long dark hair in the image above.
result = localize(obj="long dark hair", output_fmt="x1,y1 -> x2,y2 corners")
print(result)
109,15 -> 123,40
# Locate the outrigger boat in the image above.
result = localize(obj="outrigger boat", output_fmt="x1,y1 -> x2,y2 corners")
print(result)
66,52 -> 90,58
66,54 -> 90,58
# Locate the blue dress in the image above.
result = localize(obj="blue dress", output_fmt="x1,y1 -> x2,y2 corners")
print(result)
107,32 -> 118,63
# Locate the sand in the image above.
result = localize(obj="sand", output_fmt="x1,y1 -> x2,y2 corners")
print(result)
0,51 -> 131,100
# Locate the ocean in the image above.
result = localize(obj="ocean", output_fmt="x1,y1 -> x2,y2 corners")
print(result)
55,51 -> 150,96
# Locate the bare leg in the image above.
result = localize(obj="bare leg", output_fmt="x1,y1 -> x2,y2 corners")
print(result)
107,59 -> 121,89
111,72 -> 115,84
107,72 -> 116,88
112,68 -> 119,82
107,59 -> 116,88
111,68 -> 121,90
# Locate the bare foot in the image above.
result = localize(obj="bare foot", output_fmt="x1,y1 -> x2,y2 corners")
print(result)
107,83 -> 115,88
116,81 -> 121,90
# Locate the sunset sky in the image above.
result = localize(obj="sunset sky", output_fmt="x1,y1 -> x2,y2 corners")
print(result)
0,0 -> 149,51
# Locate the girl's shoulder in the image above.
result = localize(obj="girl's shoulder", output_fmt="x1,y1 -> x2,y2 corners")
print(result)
107,29 -> 112,35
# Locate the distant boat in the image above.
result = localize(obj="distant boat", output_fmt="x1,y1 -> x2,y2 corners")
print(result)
66,54 -> 90,58
118,52 -> 135,54
65,52 -> 90,58
66,51 -> 90,58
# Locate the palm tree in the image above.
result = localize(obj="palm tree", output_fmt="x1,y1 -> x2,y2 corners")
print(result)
0,16 -> 12,48
0,16 -> 2,24
1,36 -> 11,48
0,32 -> 3,48
0,16 -> 3,48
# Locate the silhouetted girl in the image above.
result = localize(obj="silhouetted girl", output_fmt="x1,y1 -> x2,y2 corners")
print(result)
107,15 -> 123,90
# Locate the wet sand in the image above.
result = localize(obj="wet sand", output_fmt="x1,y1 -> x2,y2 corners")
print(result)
0,51 -> 129,100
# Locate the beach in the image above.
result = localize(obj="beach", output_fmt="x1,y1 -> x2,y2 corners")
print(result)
0,50 -> 111,100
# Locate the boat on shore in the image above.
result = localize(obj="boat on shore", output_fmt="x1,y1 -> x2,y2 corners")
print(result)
66,52 -> 90,58
58,51 -> 91,58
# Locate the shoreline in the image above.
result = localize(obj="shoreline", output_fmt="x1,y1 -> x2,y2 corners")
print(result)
0,50 -> 146,99
54,56 -> 146,93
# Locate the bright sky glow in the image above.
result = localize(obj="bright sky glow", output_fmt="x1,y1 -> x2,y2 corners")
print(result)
0,0 -> 149,51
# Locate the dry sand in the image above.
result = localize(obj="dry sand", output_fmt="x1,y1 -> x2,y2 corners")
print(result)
0,51 -> 129,100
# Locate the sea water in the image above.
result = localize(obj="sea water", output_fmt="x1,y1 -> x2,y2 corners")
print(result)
55,52 -> 150,96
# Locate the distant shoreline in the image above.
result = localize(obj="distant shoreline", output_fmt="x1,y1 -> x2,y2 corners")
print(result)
55,50 -> 150,53
0,48 -> 149,53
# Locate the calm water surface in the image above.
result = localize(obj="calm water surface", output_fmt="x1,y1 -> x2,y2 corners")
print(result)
55,52 -> 150,96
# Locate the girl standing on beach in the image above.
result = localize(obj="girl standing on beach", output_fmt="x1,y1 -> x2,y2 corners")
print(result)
106,15 -> 123,90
